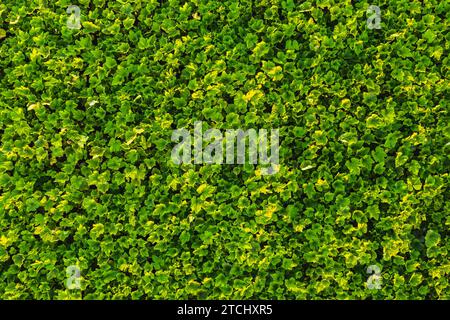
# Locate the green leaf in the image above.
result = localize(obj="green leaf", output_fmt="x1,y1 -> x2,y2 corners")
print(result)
425,230 -> 440,248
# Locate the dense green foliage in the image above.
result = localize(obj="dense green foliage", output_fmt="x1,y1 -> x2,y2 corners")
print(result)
0,0 -> 449,299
